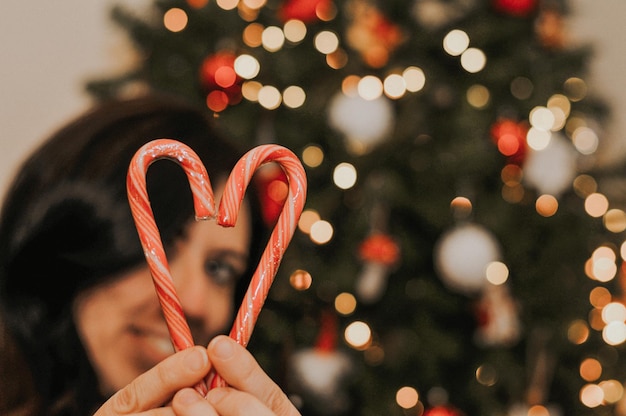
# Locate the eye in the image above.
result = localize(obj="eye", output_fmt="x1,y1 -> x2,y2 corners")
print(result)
204,259 -> 241,286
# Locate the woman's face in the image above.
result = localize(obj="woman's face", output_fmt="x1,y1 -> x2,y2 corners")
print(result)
74,200 -> 251,394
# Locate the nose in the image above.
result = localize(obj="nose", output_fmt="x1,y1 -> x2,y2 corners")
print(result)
173,262 -> 233,342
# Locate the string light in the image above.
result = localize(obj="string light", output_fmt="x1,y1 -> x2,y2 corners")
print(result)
344,321 -> 371,349
282,86 -> 306,108
290,269 -> 313,290
466,84 -> 490,109
163,8 -> 188,32
585,193 -> 609,218
460,48 -> 486,73
216,0 -> 239,10
443,29 -> 470,56
395,386 -> 419,409
383,74 -> 406,99
302,145 -> 324,168
333,162 -> 357,189
310,220 -> 334,244
257,85 -> 281,109
335,292 -> 357,315
357,76 -> 383,100
262,26 -> 285,52
314,30 -> 339,54
297,209 -> 321,234
284,19 -> 306,43
536,194 -> 558,217
485,261 -> 509,285
234,54 -> 260,79
403,66 -> 425,92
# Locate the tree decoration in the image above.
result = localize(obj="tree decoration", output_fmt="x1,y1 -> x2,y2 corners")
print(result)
328,90 -> 394,154
278,0 -> 333,23
434,224 -> 502,295
355,232 -> 401,303
535,8 -> 566,50
289,311 -> 355,415
199,51 -> 242,112
491,0 -> 538,17
523,133 -> 577,197
255,163 -> 289,226
423,404 -> 466,416
490,118 -> 528,165
345,0 -> 406,68
412,0 -> 477,31
473,283 -> 521,347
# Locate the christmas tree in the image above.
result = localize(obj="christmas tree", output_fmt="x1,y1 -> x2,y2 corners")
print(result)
87,0 -> 626,414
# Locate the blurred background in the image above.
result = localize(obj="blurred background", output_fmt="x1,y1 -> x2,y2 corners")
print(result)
2,1 -> 626,415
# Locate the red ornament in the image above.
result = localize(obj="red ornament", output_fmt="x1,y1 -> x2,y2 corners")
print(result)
492,0 -> 538,17
199,51 -> 242,112
490,118 -> 528,165
278,0 -> 332,23
254,164 -> 289,227
358,233 -> 400,266
345,0 -> 405,68
423,405 -> 464,416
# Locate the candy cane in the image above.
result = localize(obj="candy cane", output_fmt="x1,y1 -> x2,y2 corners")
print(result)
127,138 -> 215,395
127,138 -> 307,392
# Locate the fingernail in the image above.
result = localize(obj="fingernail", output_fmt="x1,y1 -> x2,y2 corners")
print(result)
184,347 -> 209,371
207,388 -> 228,404
210,336 -> 234,360
178,388 -> 202,405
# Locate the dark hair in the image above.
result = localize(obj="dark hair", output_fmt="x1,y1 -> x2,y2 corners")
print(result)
0,94 -> 265,415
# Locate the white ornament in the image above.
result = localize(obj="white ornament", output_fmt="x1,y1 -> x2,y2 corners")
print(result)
523,133 -> 577,196
434,223 -> 501,294
356,262 -> 389,304
328,91 -> 394,154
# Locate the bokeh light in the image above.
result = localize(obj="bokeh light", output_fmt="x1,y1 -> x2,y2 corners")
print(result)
289,269 -> 312,290
310,220 -> 334,244
335,292 -> 357,315
333,162 -> 357,189
297,209 -> 320,234
163,8 -> 188,32
443,29 -> 470,56
460,48 -> 486,73
262,26 -> 285,52
396,386 -> 419,409
345,321 -> 372,349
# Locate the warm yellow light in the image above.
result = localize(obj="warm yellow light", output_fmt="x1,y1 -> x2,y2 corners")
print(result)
485,261 -> 509,285
234,54 -> 260,79
357,75 -> 383,100
580,383 -> 604,408
262,26 -> 285,52
466,84 -> 490,109
241,81 -> 262,101
567,319 -> 589,344
243,23 -> 264,47
302,145 -> 324,168
163,8 -> 188,32
450,196 -> 472,218
572,126 -> 599,155
314,30 -> 339,54
297,209 -> 320,234
345,321 -> 372,349
460,48 -> 486,73
383,74 -> 406,99
333,162 -> 357,190
283,19 -> 307,43
604,209 -> 626,233
603,321 -> 626,345
335,292 -> 357,315
443,29 -> 470,56
536,194 -> 558,217
585,193 -> 609,218
257,85 -> 282,109
289,269 -> 312,290
599,380 -> 623,404
216,0 -> 239,10
282,86 -> 306,108
573,174 -> 597,198
580,357 -> 602,381
564,77 -> 587,102
396,386 -> 419,409
403,66 -> 426,92
602,302 -> 626,324
529,106 -> 555,131
526,127 -> 551,150
310,220 -> 333,244
589,286 -> 612,308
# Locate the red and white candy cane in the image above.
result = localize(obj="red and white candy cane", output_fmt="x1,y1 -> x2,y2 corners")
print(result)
126,138 -> 307,392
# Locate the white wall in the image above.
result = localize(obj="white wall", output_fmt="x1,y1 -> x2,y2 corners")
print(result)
0,1 -> 624,198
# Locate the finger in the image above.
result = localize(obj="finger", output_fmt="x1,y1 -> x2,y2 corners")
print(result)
95,346 -> 211,415
172,388 -> 219,416
207,336 -> 300,416
206,387 -> 277,416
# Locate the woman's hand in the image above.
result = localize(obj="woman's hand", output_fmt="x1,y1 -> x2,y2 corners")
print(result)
172,335 -> 301,416
94,346 -> 212,415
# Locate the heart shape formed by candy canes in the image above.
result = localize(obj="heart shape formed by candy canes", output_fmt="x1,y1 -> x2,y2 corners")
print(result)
127,138 -> 307,394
